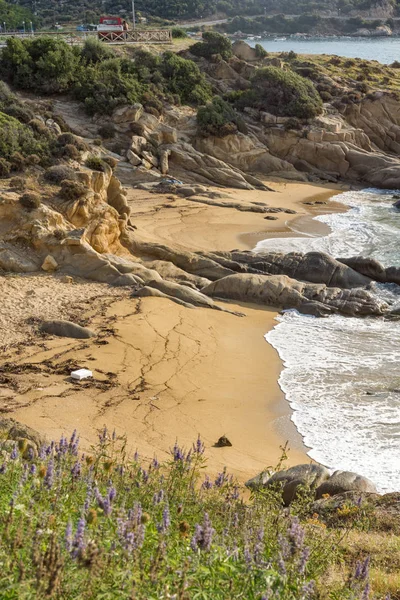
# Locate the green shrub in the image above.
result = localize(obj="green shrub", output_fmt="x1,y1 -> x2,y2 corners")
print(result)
3,104 -> 34,124
98,123 -> 116,139
60,179 -> 87,200
102,156 -> 118,169
80,37 -> 114,65
45,164 -> 77,184
9,176 -> 26,190
10,152 -> 26,171
63,144 -> 82,160
19,191 -> 41,210
161,52 -> 212,105
191,31 -> 233,61
0,37 -> 79,94
57,133 -> 87,151
319,90 -> 332,102
74,59 -> 144,116
0,112 -> 50,161
171,27 -> 188,38
255,43 -> 268,59
250,67 -> 323,119
0,158 -> 11,178
85,156 -> 107,172
197,96 -> 247,137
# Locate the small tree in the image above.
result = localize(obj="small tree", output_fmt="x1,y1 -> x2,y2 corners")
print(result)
197,97 -> 247,137
191,32 -> 233,61
251,67 -> 323,119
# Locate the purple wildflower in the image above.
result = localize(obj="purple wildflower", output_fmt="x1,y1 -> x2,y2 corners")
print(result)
172,441 -> 185,462
72,518 -> 86,557
44,459 -> 54,489
30,464 -> 37,476
193,435 -> 205,455
69,430 -> 79,455
134,450 -> 139,462
10,445 -> 18,460
232,513 -> 239,527
162,505 -> 171,530
201,475 -> 213,490
301,581 -> 315,599
109,486 -> 117,502
362,583 -> 370,600
214,468 -> 228,488
151,456 -> 160,469
99,426 -> 108,444
289,517 -> 305,552
299,546 -> 311,574
71,461 -> 81,481
190,513 -> 215,552
65,521 -> 73,552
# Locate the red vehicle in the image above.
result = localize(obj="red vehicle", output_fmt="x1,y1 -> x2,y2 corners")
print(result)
97,16 -> 126,40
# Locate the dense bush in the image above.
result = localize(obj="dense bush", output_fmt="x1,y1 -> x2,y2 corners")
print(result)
161,52 -> 212,105
191,32 -> 233,61
0,428 -> 376,599
0,37 -> 79,94
44,165 -> 77,184
85,156 -> 107,172
98,123 -> 116,139
0,112 -> 52,161
255,43 -> 268,59
74,59 -> 144,115
249,67 -> 323,119
171,27 -> 188,38
197,96 -> 247,137
0,157 -> 11,177
19,191 -> 41,210
60,179 -> 88,200
0,37 -> 212,116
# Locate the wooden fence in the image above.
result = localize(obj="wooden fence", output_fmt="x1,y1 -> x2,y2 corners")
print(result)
0,29 -> 172,45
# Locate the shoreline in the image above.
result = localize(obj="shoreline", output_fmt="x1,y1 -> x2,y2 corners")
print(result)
0,179 -> 346,483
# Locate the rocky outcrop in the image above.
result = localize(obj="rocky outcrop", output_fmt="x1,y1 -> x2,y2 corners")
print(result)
167,143 -> 269,190
246,464 -> 330,506
40,320 -> 96,339
0,418 -> 46,451
201,273 -> 387,316
337,256 -> 400,286
232,40 -> 259,62
219,250 -> 372,288
247,464 -> 379,506
195,133 -> 301,179
315,470 -> 378,499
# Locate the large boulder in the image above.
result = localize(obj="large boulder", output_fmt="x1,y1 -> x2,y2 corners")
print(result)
246,463 -> 330,506
0,418 -> 46,450
228,250 -> 372,289
232,40 -> 258,62
201,273 -> 387,317
315,470 -> 378,499
40,320 -> 96,339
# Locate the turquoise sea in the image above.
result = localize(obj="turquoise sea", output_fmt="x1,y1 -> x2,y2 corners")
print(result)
247,36 -> 400,63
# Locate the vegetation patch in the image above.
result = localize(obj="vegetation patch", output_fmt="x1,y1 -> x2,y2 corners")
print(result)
197,96 -> 248,137
0,428 -> 390,599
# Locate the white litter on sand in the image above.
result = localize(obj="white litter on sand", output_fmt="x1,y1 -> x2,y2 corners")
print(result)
71,369 -> 93,381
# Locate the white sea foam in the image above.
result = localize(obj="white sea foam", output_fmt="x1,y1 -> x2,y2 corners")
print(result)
260,190 -> 400,492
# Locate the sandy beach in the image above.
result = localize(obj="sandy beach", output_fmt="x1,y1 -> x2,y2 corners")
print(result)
0,180 -> 345,482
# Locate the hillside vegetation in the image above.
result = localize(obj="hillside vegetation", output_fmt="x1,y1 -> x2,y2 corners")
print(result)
0,427 -> 395,599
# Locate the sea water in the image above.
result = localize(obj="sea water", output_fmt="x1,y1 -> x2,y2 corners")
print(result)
247,36 -> 400,64
256,190 -> 400,492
